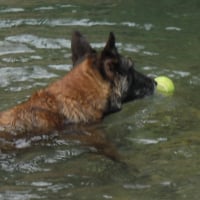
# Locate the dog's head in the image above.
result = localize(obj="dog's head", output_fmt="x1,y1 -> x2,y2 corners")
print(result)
71,31 -> 156,113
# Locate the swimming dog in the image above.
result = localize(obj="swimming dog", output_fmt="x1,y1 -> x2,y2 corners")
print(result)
0,31 -> 156,155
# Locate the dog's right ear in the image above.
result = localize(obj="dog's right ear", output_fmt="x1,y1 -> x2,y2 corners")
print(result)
71,31 -> 95,66
99,32 -> 119,80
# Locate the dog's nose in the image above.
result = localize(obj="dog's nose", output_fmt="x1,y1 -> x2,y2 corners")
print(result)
154,79 -> 157,86
150,78 -> 157,91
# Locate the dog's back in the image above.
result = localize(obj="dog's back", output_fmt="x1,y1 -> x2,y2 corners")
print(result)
0,57 -> 111,136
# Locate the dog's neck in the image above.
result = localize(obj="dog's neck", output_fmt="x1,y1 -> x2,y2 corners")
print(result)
46,58 -> 111,123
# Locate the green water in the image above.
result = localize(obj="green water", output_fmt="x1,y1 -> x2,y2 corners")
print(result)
0,0 -> 200,199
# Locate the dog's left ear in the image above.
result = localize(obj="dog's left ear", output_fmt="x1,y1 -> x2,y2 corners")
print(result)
100,32 -> 119,80
71,31 -> 95,65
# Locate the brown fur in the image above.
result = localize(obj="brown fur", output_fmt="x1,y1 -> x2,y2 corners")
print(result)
0,56 -> 112,136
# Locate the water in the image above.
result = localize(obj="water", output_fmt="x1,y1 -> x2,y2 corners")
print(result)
0,0 -> 200,199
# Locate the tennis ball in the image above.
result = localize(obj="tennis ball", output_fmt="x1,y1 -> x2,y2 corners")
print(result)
155,76 -> 175,94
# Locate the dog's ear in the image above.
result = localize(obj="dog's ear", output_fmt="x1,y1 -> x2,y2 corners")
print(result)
100,32 -> 119,80
104,32 -> 116,53
71,31 -> 94,65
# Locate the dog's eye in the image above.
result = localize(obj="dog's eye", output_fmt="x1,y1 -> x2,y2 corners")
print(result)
121,57 -> 134,70
117,56 -> 135,75
126,57 -> 134,69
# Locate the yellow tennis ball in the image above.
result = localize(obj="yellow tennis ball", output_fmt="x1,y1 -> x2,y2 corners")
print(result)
155,76 -> 175,94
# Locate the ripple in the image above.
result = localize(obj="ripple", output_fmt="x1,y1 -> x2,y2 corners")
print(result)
123,44 -> 144,53
48,64 -> 72,71
121,22 -> 154,31
173,70 -> 190,77
0,153 -> 47,173
0,192 -> 41,200
145,67 -> 191,79
0,18 -> 116,28
34,6 -> 55,11
189,75 -> 200,86
47,18 -> 116,27
143,23 -> 154,31
103,194 -> 113,199
127,137 -> 167,145
124,183 -> 151,190
0,8 -> 24,13
0,41 -> 34,56
6,34 -> 71,49
165,26 -> 182,31
31,181 -> 52,187
45,148 -> 87,164
2,55 -> 43,64
14,139 -> 31,149
34,4 -> 77,11
143,51 -> 159,56
5,34 -> 123,51
0,18 -> 155,30
121,22 -> 137,27
91,42 -> 122,49
1,154 -> 50,173
0,66 -> 57,88
60,4 -> 77,8
31,181 -> 73,193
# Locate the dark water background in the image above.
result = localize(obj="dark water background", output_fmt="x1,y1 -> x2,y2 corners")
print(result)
0,0 -> 200,199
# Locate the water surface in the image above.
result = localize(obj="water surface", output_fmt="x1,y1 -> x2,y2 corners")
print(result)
0,0 -> 200,199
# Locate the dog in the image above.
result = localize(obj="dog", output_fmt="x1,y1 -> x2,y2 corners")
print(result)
0,31 -> 156,154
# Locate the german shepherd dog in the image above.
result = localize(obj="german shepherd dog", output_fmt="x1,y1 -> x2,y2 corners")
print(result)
0,31 -> 156,157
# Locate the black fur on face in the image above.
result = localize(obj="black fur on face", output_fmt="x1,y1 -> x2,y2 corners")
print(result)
71,31 -> 156,113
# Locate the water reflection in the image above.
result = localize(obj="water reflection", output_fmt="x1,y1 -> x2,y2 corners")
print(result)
0,123 -> 122,162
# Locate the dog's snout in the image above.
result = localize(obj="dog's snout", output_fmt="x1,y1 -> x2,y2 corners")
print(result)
149,78 -> 157,93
